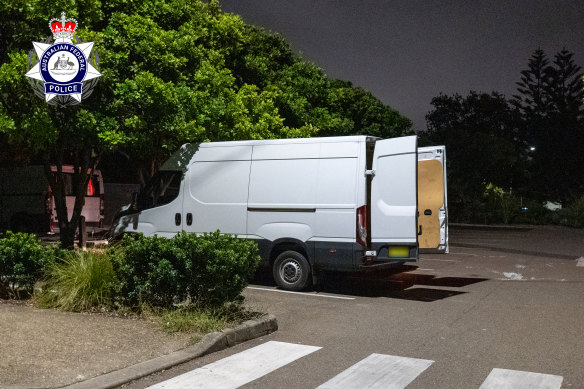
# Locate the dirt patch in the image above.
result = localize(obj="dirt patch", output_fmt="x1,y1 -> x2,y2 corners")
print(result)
0,300 -> 192,389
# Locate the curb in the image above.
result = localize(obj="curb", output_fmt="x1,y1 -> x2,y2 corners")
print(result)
63,314 -> 278,389
451,242 -> 578,260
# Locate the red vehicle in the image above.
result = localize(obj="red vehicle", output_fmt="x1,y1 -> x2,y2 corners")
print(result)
0,165 -> 104,234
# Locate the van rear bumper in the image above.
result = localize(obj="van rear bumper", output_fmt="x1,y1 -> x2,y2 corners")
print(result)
358,242 -> 418,270
358,259 -> 417,270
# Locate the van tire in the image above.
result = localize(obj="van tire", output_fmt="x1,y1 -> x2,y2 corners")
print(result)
273,250 -> 311,291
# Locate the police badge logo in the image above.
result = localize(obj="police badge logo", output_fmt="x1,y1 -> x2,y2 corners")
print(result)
25,12 -> 101,106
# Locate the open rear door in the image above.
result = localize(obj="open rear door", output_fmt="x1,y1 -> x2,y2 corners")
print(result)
370,135 -> 418,261
417,146 -> 448,253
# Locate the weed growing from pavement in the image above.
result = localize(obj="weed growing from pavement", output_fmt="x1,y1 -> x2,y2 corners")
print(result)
142,300 -> 263,336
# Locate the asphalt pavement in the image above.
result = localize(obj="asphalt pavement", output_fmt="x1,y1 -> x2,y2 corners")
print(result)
122,225 -> 584,389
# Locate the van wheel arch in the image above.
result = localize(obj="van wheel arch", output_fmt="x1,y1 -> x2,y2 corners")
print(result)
269,240 -> 312,267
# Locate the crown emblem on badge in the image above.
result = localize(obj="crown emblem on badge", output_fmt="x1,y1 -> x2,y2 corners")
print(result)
49,12 -> 77,40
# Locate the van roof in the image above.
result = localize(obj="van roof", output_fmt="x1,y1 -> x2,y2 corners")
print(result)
161,136 -> 380,171
196,135 -> 375,148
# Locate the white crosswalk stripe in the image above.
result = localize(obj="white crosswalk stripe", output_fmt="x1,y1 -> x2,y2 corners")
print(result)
146,341 -> 321,389
316,353 -> 434,389
146,340 -> 565,389
479,368 -> 563,389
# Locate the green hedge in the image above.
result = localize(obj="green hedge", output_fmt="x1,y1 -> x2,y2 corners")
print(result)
0,231 -> 52,299
114,231 -> 260,308
560,195 -> 584,228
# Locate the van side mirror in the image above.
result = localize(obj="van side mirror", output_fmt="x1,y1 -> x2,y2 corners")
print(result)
131,192 -> 138,211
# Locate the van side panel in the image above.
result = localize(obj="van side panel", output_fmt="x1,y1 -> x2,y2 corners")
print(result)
183,145 -> 252,236
248,140 -> 363,271
247,157 -> 317,241
184,161 -> 251,235
314,158 -> 357,238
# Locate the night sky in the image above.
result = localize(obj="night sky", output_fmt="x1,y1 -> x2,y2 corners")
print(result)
219,0 -> 584,132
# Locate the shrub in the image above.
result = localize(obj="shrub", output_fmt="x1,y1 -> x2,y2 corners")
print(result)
483,183 -> 520,224
512,199 -> 555,225
34,249 -> 118,311
0,231 -> 51,299
562,195 -> 584,228
115,231 -> 260,308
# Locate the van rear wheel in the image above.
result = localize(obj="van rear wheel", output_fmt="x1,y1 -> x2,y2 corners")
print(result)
273,250 -> 311,291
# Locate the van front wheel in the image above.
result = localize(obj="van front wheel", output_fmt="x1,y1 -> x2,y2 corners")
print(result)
273,251 -> 311,291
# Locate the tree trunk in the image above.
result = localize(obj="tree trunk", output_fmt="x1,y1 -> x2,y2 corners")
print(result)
43,135 -> 101,249
59,224 -> 76,249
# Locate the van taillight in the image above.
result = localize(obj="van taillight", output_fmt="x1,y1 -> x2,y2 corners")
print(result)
356,205 -> 367,247
87,179 -> 95,196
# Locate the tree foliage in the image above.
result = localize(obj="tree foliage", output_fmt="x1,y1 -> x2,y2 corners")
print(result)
425,48 -> 583,223
512,48 -> 584,204
424,92 -> 523,222
0,0 -> 411,246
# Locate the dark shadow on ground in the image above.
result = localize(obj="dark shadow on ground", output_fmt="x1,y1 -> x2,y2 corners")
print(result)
251,266 -> 488,302
389,288 -> 466,302
399,274 -> 489,288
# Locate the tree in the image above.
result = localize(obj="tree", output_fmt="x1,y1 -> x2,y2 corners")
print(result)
513,48 -> 584,204
546,49 -> 584,118
0,48 -> 118,248
512,49 -> 551,147
327,80 -> 412,138
1,0 -> 411,247
425,92 -> 523,222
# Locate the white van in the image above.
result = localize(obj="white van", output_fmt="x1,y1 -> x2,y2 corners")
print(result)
113,135 -> 422,290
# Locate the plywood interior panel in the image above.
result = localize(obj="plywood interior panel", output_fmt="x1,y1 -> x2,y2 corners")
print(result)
418,159 -> 444,249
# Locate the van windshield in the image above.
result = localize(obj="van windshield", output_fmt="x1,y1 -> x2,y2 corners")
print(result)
137,170 -> 182,210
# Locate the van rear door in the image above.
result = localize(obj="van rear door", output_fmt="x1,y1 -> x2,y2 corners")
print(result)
418,146 -> 448,253
370,135 -> 418,261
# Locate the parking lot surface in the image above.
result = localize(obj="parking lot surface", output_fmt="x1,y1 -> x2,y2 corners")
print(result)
124,226 -> 584,389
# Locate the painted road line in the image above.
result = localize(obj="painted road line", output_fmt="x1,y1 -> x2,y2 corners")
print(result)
147,341 -> 321,389
316,353 -> 434,389
479,368 -> 563,389
576,257 -> 584,267
246,286 -> 355,300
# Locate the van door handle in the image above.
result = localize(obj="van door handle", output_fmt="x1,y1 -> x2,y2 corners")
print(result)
186,213 -> 192,226
418,225 -> 423,235
175,213 -> 181,226
424,209 -> 432,216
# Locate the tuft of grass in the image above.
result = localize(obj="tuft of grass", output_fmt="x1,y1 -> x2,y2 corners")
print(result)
34,249 -> 118,311
158,308 -> 229,334
143,301 -> 263,338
